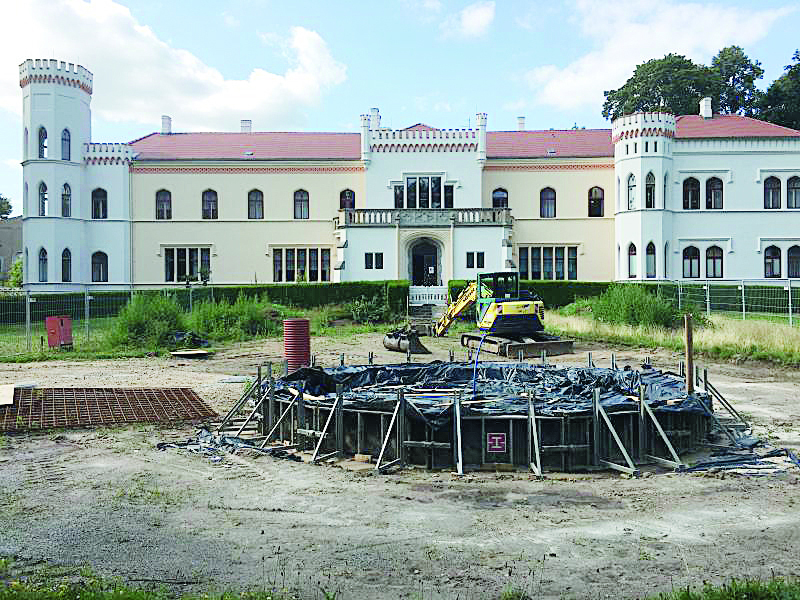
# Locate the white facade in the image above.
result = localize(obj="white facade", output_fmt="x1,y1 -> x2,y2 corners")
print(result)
18,58 -> 800,292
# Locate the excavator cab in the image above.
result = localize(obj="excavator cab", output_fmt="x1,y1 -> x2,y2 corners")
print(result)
476,271 -> 520,322
474,271 -> 544,336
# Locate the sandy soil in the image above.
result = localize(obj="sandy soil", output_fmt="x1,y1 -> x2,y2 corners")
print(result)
1,334 -> 799,599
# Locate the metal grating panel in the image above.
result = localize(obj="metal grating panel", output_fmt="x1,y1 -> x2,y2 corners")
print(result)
0,387 -> 216,431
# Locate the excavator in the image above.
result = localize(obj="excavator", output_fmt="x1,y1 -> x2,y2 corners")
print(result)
383,271 -> 573,357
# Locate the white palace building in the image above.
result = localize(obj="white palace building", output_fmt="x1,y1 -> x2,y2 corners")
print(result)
19,58 -> 800,292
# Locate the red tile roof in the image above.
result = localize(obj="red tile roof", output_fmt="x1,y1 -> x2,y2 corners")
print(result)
486,130 -> 613,158
675,114 -> 800,138
130,132 -> 361,160
403,123 -> 439,131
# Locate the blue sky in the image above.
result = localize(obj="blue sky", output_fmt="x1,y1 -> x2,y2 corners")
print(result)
1,0 -> 799,215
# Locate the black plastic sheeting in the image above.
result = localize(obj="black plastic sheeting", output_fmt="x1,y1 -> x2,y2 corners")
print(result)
265,361 -> 709,430
684,447 -> 800,475
157,428 -> 302,462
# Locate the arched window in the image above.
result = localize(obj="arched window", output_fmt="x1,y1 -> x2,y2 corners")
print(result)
683,177 -> 700,210
540,187 -> 556,218
706,246 -> 723,278
645,172 -> 655,209
248,189 -> 264,219
61,129 -> 71,161
627,175 -> 636,210
588,187 -> 604,217
646,242 -> 656,278
664,242 -> 669,278
764,177 -> 781,209
38,127 -> 47,159
202,189 -> 218,219
61,184 -> 71,217
23,127 -> 28,159
339,189 -> 355,210
92,188 -> 107,219
683,246 -> 700,278
38,182 -> 47,216
38,248 -> 48,282
788,177 -> 800,209
294,190 -> 309,219
788,246 -> 800,278
492,188 -> 508,209
663,172 -> 669,208
706,177 -> 723,209
156,190 -> 171,220
61,248 -> 71,283
628,244 -> 637,278
91,251 -> 108,282
764,245 -> 781,278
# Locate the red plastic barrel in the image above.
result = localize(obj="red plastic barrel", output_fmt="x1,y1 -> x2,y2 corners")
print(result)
283,318 -> 311,372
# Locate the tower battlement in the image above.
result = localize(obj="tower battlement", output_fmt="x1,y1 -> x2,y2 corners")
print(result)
83,143 -> 134,165
19,59 -> 93,95
611,112 -> 675,143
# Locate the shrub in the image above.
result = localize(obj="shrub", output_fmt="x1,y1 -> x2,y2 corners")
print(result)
110,293 -> 186,349
588,284 -> 681,328
5,256 -> 22,288
186,294 -> 285,341
348,295 -> 389,324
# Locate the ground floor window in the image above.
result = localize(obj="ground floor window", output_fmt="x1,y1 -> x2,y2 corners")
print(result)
365,252 -> 384,270
518,245 -> 577,280
466,251 -> 485,270
164,247 -> 211,282
273,247 -> 331,282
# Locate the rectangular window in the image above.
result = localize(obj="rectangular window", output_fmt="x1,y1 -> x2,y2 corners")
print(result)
321,249 -> 330,282
654,141 -> 658,152
273,249 -> 283,282
431,177 -> 442,208
176,248 -> 186,282
531,248 -> 541,279
477,252 -> 484,269
200,248 -> 210,280
568,247 -> 577,280
309,249 -> 319,282
418,177 -> 429,208
406,177 -> 417,209
519,247 -> 528,279
365,252 -> 373,269
375,252 -> 383,269
285,249 -> 295,282
444,185 -> 454,208
634,143 -> 637,153
554,247 -> 565,280
297,249 -> 306,281
188,248 -> 199,280
394,185 -> 404,209
466,252 -> 474,269
164,248 -> 174,282
543,247 -> 553,280
645,141 -> 649,152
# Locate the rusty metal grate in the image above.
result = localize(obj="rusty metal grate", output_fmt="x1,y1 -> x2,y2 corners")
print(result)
0,387 -> 217,432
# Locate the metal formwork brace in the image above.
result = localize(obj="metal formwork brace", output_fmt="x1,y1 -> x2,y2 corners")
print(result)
259,393 -> 298,449
528,395 -> 542,476
312,396 -> 340,463
638,384 -> 686,470
593,387 -> 640,476
375,393 -> 403,473
215,376 -> 259,433
454,392 -> 464,475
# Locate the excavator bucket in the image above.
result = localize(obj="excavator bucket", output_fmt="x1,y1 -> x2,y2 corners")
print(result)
383,329 -> 432,354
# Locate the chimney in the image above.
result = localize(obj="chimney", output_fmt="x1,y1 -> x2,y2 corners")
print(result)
161,115 -> 172,135
369,107 -> 380,131
699,97 -> 713,119
240,119 -> 252,133
517,116 -> 525,131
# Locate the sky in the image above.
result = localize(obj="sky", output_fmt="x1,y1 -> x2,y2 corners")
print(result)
1,0 -> 799,216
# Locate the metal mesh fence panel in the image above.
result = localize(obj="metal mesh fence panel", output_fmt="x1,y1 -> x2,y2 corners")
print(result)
0,291 -> 27,354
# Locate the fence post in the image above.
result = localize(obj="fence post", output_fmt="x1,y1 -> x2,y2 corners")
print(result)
741,280 -> 746,321
189,285 -> 193,312
789,281 -> 793,327
84,288 -> 90,343
678,281 -> 682,310
705,282 -> 710,319
25,290 -> 31,352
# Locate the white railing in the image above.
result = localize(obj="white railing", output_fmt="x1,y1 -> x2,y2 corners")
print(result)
338,208 -> 512,228
409,285 -> 448,306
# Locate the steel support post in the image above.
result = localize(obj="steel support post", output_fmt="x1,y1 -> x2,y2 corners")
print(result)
335,384 -> 344,454
592,388 -> 600,467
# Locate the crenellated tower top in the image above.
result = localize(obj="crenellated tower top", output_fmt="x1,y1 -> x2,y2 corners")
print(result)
19,59 -> 93,95
611,111 -> 675,144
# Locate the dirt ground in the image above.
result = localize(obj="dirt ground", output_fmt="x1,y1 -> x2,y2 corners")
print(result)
1,333 -> 799,599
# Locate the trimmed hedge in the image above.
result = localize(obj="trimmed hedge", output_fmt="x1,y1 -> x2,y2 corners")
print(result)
448,279 -> 612,308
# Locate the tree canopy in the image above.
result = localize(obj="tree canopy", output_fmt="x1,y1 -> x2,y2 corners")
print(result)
0,194 -> 11,220
758,50 -> 800,131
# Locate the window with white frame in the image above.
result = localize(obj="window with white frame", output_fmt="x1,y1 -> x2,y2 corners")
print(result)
764,177 -> 781,209
365,252 -> 384,270
764,246 -> 781,278
706,177 -> 723,209
683,178 -> 700,210
627,175 -> 636,210
395,175 -> 450,208
628,243 -> 637,278
466,251 -> 484,269
706,246 -> 723,278
646,242 -> 656,278
683,246 -> 700,278
788,177 -> 800,209
272,247 -> 331,282
164,247 -> 211,282
518,245 -> 577,280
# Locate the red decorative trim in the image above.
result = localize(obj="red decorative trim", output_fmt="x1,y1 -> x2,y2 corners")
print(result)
611,129 -> 674,143
484,163 -> 613,171
369,142 -> 477,153
130,165 -> 365,174
84,157 -> 132,165
19,74 -> 92,94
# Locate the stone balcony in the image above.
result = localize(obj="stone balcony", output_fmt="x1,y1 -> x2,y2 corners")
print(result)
334,208 -> 512,228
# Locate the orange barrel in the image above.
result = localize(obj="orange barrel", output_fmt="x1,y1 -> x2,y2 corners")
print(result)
283,318 -> 311,372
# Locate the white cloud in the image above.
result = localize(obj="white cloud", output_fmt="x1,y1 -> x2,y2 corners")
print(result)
526,0 -> 793,112
441,1 -> 495,38
402,0 -> 443,22
0,0 -> 347,131
222,11 -> 239,28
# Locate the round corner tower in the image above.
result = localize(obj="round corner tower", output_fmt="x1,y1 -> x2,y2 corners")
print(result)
612,112 -> 675,280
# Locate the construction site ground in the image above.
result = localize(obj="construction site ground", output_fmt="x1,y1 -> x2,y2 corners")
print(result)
1,332 -> 799,599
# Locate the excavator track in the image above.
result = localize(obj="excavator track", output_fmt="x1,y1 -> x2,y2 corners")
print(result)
460,332 -> 574,358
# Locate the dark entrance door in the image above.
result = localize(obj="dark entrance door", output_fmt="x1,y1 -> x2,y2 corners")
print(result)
411,240 -> 438,285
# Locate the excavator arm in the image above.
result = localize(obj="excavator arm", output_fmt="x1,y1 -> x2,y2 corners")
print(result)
432,282 -> 488,337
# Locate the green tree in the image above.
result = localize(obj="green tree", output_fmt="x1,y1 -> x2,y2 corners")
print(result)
6,256 -> 22,288
711,45 -> 764,116
602,54 -> 719,120
759,50 -> 800,131
0,194 -> 11,220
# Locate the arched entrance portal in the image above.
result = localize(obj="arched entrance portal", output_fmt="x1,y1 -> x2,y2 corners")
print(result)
410,239 -> 440,286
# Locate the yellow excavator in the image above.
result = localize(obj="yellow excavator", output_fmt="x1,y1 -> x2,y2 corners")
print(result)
433,271 -> 573,357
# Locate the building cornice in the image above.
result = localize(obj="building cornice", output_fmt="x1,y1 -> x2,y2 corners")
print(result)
131,164 -> 366,175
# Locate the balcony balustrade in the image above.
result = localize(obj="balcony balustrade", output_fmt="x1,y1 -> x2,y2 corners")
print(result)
334,207 -> 512,228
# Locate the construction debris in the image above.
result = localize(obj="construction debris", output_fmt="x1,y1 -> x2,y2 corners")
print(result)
157,428 -> 302,462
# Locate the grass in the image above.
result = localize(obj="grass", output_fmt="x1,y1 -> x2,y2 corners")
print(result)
547,309 -> 800,365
